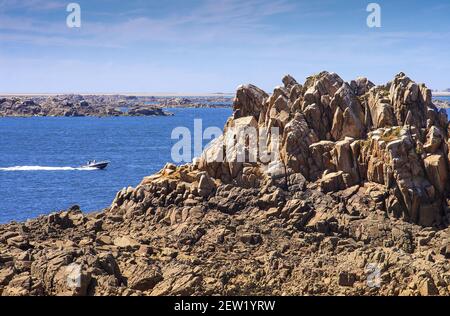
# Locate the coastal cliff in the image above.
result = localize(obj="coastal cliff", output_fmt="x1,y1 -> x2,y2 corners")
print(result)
0,72 -> 449,296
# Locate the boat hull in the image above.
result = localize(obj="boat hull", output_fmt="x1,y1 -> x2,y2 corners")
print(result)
91,163 -> 108,170
81,162 -> 109,170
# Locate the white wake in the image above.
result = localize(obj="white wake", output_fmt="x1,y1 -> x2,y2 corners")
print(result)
0,166 -> 97,171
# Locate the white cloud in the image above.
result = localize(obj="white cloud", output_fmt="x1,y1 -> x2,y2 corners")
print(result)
0,0 -> 297,47
1,0 -> 449,92
0,0 -> 65,12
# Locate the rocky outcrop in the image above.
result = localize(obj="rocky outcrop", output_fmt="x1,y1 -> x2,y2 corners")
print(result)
0,95 -> 171,117
0,72 -> 449,296
0,186 -> 449,296
233,84 -> 269,119
142,96 -> 233,108
196,71 -> 449,227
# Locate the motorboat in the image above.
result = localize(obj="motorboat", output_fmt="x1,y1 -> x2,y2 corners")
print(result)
81,160 -> 109,170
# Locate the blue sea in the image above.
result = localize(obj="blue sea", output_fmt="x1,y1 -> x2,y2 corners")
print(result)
0,108 -> 232,223
435,96 -> 450,101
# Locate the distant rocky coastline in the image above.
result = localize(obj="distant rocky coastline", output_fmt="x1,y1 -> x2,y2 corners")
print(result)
0,94 -> 233,117
434,99 -> 450,109
141,96 -> 233,108
0,72 -> 449,296
0,95 -> 171,117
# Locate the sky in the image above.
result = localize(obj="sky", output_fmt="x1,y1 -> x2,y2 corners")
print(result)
0,0 -> 449,93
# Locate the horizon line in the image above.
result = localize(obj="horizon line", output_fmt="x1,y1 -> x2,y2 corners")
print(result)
0,92 -> 236,97
1,92 -> 450,97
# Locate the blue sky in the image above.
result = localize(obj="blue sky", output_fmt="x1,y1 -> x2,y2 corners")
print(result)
0,0 -> 449,93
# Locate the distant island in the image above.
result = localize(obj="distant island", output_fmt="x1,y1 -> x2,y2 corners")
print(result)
0,94 -> 233,117
434,99 -> 450,109
139,95 -> 233,108
433,91 -> 450,96
432,91 -> 450,109
0,95 -> 169,117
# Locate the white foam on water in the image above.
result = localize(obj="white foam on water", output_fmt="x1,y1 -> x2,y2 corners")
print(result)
0,166 -> 97,171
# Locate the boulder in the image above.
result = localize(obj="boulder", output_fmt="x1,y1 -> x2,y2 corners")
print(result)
367,90 -> 397,129
351,77 -> 375,96
1,273 -> 32,296
282,74 -> 298,89
331,138 -> 359,186
443,241 -> 450,259
331,107 -> 344,140
418,278 -> 439,296
126,265 -> 163,292
53,264 -> 92,296
0,267 -> 15,286
239,233 -> 262,245
389,73 -> 429,128
113,236 -> 139,249
424,126 -> 444,153
424,154 -> 448,194
233,84 -> 269,119
197,173 -> 216,197
319,171 -> 346,193
6,236 -> 30,250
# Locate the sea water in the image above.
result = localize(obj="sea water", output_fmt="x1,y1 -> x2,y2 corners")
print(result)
435,96 -> 450,102
0,108 -> 231,223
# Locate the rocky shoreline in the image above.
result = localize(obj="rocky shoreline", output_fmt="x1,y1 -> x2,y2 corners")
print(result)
0,94 -> 233,117
0,71 -> 449,296
0,95 -> 171,117
141,96 -> 233,108
434,99 -> 450,109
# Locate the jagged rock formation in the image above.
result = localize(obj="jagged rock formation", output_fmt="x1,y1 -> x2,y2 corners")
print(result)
0,72 -> 449,296
197,72 -> 450,227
